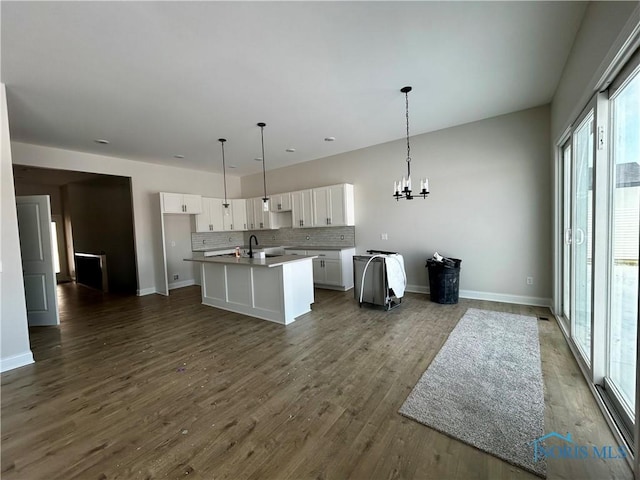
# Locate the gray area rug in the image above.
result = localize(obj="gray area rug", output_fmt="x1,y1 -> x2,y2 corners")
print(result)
399,308 -> 546,477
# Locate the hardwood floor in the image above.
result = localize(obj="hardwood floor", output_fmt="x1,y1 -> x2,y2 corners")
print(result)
1,284 -> 633,480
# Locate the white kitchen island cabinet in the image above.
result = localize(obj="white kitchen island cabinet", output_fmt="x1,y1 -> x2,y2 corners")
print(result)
186,255 -> 316,325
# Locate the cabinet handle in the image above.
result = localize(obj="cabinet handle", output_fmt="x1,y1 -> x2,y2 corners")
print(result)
244,223 -> 247,230
260,222 -> 263,229
328,218 -> 332,225
278,204 -> 282,210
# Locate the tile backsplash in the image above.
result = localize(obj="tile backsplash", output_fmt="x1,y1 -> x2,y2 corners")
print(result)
192,226 -> 355,251
192,231 -> 244,251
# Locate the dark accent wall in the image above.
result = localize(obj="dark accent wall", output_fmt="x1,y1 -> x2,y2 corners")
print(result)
68,176 -> 137,293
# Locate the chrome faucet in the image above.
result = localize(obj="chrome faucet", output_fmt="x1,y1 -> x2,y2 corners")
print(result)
249,235 -> 259,258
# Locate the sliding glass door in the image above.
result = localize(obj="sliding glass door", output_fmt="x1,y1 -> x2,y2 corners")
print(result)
560,140 -> 572,331
571,109 -> 594,364
605,65 -> 639,424
558,56 -> 638,445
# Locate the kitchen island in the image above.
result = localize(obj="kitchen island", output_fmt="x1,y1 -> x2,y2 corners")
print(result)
185,254 -> 316,325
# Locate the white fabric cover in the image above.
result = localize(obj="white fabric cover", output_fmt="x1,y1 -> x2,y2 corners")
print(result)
385,254 -> 406,298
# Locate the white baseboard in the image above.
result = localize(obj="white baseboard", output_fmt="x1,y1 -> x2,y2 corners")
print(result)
459,289 -> 552,308
405,284 -> 552,308
137,287 -> 157,296
1,351 -> 35,373
168,279 -> 196,291
406,284 -> 428,294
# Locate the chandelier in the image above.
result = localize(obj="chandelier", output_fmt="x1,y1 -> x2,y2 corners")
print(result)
393,86 -> 429,200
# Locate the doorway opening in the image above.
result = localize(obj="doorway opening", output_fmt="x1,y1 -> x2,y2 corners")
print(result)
13,165 -> 138,318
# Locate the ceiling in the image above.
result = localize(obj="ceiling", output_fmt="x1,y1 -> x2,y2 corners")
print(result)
1,1 -> 587,176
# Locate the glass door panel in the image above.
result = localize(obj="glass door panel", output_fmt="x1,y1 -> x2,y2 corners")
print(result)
607,68 -> 639,413
572,112 -> 594,363
561,141 -> 572,329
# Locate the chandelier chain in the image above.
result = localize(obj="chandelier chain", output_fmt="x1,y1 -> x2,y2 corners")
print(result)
221,141 -> 228,204
259,123 -> 268,201
405,90 -> 411,163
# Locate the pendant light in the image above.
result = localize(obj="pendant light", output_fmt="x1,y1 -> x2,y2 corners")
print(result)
393,86 -> 429,200
257,122 -> 269,211
219,138 -> 230,213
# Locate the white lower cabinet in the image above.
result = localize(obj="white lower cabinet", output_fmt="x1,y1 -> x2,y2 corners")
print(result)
286,247 -> 355,291
312,257 -> 342,286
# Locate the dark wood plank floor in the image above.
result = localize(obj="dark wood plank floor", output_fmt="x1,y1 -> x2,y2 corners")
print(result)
1,284 -> 633,480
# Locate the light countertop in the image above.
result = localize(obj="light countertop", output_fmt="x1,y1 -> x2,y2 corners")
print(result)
284,246 -> 355,251
192,245 -> 355,253
185,254 -> 317,268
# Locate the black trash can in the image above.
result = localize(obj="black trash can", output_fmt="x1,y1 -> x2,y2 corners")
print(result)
426,258 -> 462,304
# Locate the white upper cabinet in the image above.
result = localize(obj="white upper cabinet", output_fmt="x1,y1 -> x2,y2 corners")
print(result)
161,192 -> 203,214
312,187 -> 330,227
253,197 -> 272,229
245,197 -> 273,230
311,184 -> 354,227
221,201 -> 233,231
291,190 -> 314,228
169,183 -> 352,232
196,198 -> 247,232
195,197 -> 212,232
269,192 -> 292,212
231,199 -> 247,231
195,197 -> 224,232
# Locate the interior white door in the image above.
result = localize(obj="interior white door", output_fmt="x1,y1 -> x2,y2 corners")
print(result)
16,195 -> 60,326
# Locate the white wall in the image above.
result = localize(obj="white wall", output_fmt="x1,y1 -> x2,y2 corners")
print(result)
551,1 -> 638,141
1,84 -> 34,372
164,214 -> 198,289
242,105 -> 552,305
10,142 -> 241,294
